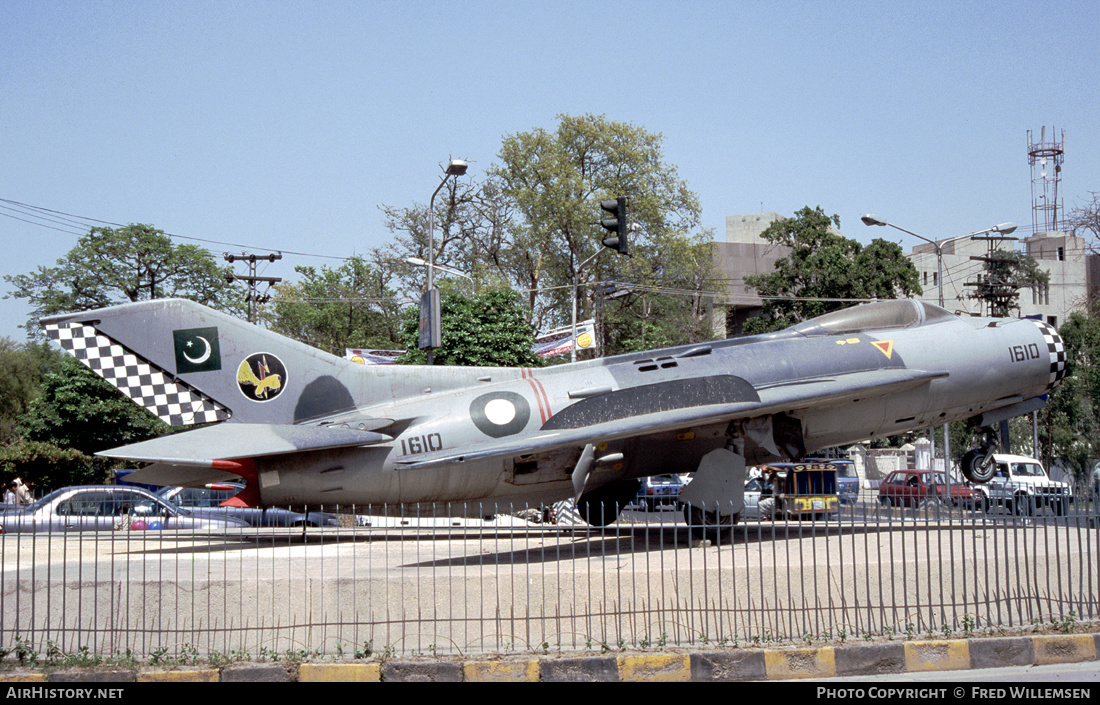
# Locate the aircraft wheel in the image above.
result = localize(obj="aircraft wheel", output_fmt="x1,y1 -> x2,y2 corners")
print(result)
961,448 -> 996,484
684,504 -> 736,544
577,480 -> 642,527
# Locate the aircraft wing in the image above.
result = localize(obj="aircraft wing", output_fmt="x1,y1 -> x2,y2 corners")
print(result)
396,367 -> 947,470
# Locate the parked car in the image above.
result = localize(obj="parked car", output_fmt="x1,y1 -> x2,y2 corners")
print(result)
742,475 -> 764,519
157,483 -> 339,527
877,470 -> 979,509
972,454 -> 1071,516
634,474 -> 685,511
0,486 -> 248,534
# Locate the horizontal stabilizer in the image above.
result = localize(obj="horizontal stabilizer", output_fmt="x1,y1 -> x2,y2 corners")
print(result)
98,422 -> 391,465
122,463 -> 243,488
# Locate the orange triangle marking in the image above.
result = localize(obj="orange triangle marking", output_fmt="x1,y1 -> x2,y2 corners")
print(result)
872,340 -> 894,359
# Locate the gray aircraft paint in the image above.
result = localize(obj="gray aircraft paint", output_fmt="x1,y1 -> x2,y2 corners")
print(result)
41,298 -> 1065,517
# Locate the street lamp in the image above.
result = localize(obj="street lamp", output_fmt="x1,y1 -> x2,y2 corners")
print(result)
861,214 -> 1018,486
571,250 -> 606,363
421,159 -> 468,365
860,215 -> 1016,307
428,159 -> 469,295
405,256 -> 473,281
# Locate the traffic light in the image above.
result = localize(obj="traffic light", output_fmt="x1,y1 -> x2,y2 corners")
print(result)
600,196 -> 630,255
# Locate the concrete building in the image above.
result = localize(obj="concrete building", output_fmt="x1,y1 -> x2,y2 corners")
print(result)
713,213 -> 1098,336
908,229 -> 1096,329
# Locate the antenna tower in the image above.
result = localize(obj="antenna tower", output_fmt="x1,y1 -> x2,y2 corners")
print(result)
1027,127 -> 1065,233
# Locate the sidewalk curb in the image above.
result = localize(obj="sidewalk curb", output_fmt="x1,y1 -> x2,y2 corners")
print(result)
0,633 -> 1096,682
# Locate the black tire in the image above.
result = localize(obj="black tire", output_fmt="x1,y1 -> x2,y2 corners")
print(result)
961,448 -> 996,484
878,496 -> 892,507
1013,493 -> 1033,517
684,504 -> 736,544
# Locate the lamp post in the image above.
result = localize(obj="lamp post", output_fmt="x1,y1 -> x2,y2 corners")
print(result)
860,215 -> 1016,308
571,250 -> 606,363
861,214 -> 1018,487
405,257 -> 473,281
422,159 -> 468,365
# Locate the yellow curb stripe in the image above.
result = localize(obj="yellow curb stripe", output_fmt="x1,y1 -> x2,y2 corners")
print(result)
763,647 -> 836,679
904,640 -> 969,672
617,654 -> 692,682
464,660 -> 540,682
298,663 -> 381,682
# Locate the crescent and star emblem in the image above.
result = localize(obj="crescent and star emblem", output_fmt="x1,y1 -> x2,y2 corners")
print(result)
182,336 -> 212,364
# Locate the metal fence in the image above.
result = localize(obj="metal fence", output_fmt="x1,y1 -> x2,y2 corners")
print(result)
1,488 -> 1097,662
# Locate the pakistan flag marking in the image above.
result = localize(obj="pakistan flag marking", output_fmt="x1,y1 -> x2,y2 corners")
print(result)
173,327 -> 222,373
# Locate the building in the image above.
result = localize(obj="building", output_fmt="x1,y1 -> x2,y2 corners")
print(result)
714,213 -> 1098,335
908,229 -> 1095,329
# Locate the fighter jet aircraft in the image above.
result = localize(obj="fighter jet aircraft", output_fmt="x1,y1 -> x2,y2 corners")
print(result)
40,297 -> 1065,537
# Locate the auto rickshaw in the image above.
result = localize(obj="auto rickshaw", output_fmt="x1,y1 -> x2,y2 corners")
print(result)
758,462 -> 839,520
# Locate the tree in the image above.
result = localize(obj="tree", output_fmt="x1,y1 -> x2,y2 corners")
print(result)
18,356 -> 169,457
0,339 -> 65,446
2,355 -> 170,491
397,288 -> 543,367
1068,191 -> 1100,257
966,248 -> 1050,317
1037,311 -> 1100,480
489,114 -> 716,351
264,255 -> 405,356
742,206 -> 922,334
4,224 -> 245,333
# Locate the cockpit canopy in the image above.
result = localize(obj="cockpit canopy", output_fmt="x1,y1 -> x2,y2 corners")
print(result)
790,299 -> 956,336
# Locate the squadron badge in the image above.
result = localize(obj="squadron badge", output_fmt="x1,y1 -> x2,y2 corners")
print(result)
237,353 -> 286,402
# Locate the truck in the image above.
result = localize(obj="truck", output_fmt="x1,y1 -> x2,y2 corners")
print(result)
973,454 -> 1071,516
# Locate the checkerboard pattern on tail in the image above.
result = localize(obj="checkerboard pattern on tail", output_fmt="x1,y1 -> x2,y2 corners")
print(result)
44,320 -> 230,426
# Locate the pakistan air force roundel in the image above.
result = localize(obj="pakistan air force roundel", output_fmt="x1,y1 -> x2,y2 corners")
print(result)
470,391 -> 531,438
237,353 -> 287,402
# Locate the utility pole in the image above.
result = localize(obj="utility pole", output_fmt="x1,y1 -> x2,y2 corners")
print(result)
224,252 -> 283,324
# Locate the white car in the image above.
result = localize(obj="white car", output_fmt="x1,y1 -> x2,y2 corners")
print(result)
974,454 -> 1071,516
741,476 -> 764,519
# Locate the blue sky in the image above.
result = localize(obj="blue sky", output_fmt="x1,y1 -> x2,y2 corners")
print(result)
3,0 -> 1099,341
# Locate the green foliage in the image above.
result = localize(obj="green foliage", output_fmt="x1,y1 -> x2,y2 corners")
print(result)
967,248 -> 1050,317
742,206 -> 922,334
398,288 -> 543,367
0,441 -> 105,493
4,224 -> 245,333
19,356 -> 169,459
0,339 -> 66,446
489,114 -> 713,347
1038,310 -> 1100,479
264,255 -> 404,356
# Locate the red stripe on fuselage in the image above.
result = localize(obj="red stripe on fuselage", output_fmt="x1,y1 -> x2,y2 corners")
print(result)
523,368 -> 552,424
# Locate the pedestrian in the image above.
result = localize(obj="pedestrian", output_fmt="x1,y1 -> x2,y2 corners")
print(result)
12,478 -> 32,506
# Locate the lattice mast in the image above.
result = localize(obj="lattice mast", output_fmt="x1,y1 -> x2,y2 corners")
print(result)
1027,127 -> 1065,233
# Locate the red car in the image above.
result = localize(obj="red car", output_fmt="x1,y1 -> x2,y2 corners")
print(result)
878,470 -> 980,509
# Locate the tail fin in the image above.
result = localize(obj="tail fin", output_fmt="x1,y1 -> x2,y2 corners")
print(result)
41,298 -> 361,426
